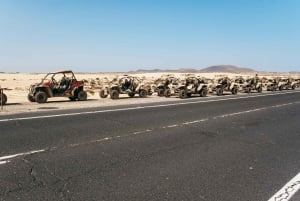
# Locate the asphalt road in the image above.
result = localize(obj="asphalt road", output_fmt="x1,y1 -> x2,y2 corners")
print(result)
0,90 -> 300,201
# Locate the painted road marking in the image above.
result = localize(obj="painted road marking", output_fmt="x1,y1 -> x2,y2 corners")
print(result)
0,90 -> 299,123
1,100 -> 299,166
0,149 -> 45,165
267,172 -> 300,201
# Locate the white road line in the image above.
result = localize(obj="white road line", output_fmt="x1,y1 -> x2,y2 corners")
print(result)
0,149 -> 45,165
267,172 -> 300,201
0,91 -> 299,123
182,119 -> 209,125
1,99 -> 300,166
0,160 -> 10,165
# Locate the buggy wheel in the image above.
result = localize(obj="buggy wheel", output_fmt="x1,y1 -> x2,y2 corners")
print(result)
245,87 -> 251,94
164,89 -> 171,97
257,86 -> 262,93
216,88 -> 223,96
0,93 -> 7,105
27,94 -> 36,102
139,89 -> 148,98
179,90 -> 187,99
77,91 -> 87,101
69,96 -> 76,101
157,89 -> 164,97
110,90 -> 119,99
200,89 -> 208,97
128,92 -> 135,97
99,89 -> 108,98
279,86 -> 284,91
231,87 -> 238,95
271,86 -> 276,91
292,85 -> 296,90
35,91 -> 48,103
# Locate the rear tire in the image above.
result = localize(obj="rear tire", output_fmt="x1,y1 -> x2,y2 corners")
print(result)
157,88 -> 164,97
179,90 -> 187,99
0,93 -> 7,105
110,90 -> 119,99
99,89 -> 108,98
77,91 -> 87,101
35,91 -> 48,103
139,89 -> 148,98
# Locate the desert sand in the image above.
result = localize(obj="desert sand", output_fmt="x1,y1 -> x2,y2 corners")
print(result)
0,72 -> 297,115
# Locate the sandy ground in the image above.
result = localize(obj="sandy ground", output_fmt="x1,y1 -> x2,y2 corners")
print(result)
0,72 -> 297,115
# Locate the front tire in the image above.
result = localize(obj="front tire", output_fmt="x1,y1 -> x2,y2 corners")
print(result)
110,90 -> 119,99
179,90 -> 187,99
200,89 -> 208,97
231,87 -> 238,95
0,93 -> 7,105
99,89 -> 108,98
164,89 -> 171,97
216,88 -> 223,96
35,91 -> 48,103
257,86 -> 262,93
139,89 -> 148,98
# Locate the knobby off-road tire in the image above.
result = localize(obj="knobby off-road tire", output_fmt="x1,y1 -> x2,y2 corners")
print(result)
257,86 -> 262,93
110,90 -> 119,99
27,94 -> 36,102
200,89 -> 208,97
128,92 -> 135,98
245,87 -> 251,94
69,96 -> 76,101
157,89 -> 164,97
279,86 -> 284,91
231,87 -> 238,95
35,91 -> 48,103
216,88 -> 223,96
99,89 -> 108,98
77,91 -> 87,101
179,90 -> 187,99
139,89 -> 148,98
164,89 -> 171,97
0,93 -> 7,105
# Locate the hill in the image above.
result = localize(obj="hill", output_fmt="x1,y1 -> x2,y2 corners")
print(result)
129,65 -> 256,73
199,65 -> 256,73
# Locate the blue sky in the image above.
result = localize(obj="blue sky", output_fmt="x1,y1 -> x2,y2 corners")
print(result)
0,0 -> 299,72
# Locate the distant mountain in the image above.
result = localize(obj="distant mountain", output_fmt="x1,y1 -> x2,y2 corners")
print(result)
130,65 -> 256,73
199,65 -> 256,73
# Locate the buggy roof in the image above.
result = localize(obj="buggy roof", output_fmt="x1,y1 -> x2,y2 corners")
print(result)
52,70 -> 74,74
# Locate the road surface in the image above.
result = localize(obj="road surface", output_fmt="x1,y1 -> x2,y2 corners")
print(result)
0,90 -> 300,201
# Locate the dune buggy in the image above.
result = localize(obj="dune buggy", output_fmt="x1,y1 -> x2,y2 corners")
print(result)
242,76 -> 263,93
176,76 -> 209,99
28,70 -> 87,103
99,75 -> 151,99
212,77 -> 239,96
